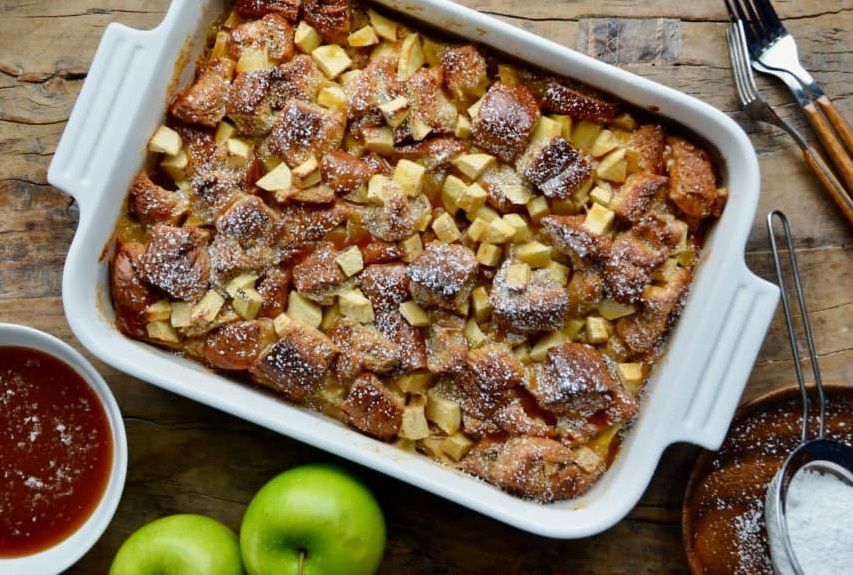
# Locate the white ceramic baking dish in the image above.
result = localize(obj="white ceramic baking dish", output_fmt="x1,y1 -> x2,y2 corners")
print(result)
49,0 -> 779,538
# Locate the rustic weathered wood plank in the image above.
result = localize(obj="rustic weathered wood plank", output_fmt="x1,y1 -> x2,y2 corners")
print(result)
0,0 -> 850,572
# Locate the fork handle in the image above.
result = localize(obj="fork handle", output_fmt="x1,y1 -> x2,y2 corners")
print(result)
816,95 -> 853,153
803,147 -> 853,228
804,102 -> 853,192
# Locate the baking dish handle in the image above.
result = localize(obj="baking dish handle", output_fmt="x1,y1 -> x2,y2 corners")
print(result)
47,23 -> 157,215
667,265 -> 779,450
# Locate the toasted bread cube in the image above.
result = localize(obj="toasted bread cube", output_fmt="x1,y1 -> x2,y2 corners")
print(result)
256,162 -> 293,193
467,95 -> 485,119
502,213 -> 531,243
562,318 -> 586,341
400,234 -> 424,263
516,241 -> 551,268
531,116 -> 563,144
442,432 -> 474,461
468,205 -> 500,224
442,175 -> 467,213
160,149 -> 188,181
586,316 -> 611,344
432,212 -> 461,243
225,273 -> 259,298
378,96 -> 410,128
503,183 -> 533,206
464,318 -> 487,348
591,129 -> 620,158
146,299 -> 172,322
170,301 -> 192,328
575,446 -> 602,474
397,33 -> 425,81
589,184 -> 613,207
287,291 -> 323,328
426,394 -> 462,434
368,9 -> 398,41
551,114 -> 573,140
617,362 -> 645,391
610,113 -> 638,131
571,120 -> 603,151
512,343 -> 532,364
471,286 -> 491,322
410,117 -> 433,141
393,159 -> 426,197
335,246 -> 364,277
599,299 -> 636,320
400,404 -> 430,440
295,21 -> 323,53
454,114 -> 472,139
363,126 -> 395,155
529,331 -> 565,361
400,300 -> 431,327
466,218 -> 489,242
317,84 -> 349,111
547,260 -> 570,286
147,320 -> 180,343
583,203 -> 616,235
596,148 -> 628,183
506,262 -> 530,291
148,125 -> 183,156
312,44 -> 352,79
214,120 -> 236,144
236,45 -> 272,72
320,301 -> 342,331
493,63 -> 518,85
483,217 -> 516,244
397,371 -> 434,394
348,25 -> 379,48
476,243 -> 502,267
339,288 -> 375,324
452,153 -> 496,180
457,183 -> 488,213
526,196 -> 550,222
233,288 -> 263,320
191,290 -> 225,325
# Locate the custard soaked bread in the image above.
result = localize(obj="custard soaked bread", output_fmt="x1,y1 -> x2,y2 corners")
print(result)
110,0 -> 726,502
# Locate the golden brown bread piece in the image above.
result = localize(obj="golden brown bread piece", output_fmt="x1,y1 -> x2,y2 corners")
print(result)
226,70 -> 279,136
464,343 -> 524,394
321,150 -> 375,193
360,241 -> 403,265
330,318 -> 401,381
203,319 -> 277,370
188,169 -> 249,225
170,57 -> 235,128
461,436 -> 591,502
234,0 -> 301,21
360,187 -> 427,242
516,137 -> 592,199
256,268 -> 291,318
667,137 -> 726,219
292,241 -> 348,303
528,343 -> 618,417
261,100 -> 345,167
277,201 -> 350,248
611,172 -> 668,223
210,195 -> 285,277
140,225 -> 211,301
269,55 -> 326,105
129,171 -> 186,226
229,13 -> 295,62
540,214 -> 610,263
540,81 -> 617,123
250,317 -> 337,400
566,266 -> 604,316
599,230 -> 670,303
359,263 -> 410,314
426,311 -> 468,375
342,372 -> 403,440
111,242 -> 158,338
616,266 -> 691,354
478,164 -> 527,213
472,82 -> 540,164
391,137 -> 468,170
490,260 -> 569,335
625,124 -> 666,175
303,0 -> 351,44
441,44 -> 488,103
342,56 -> 402,119
406,66 -> 458,136
407,241 -> 478,312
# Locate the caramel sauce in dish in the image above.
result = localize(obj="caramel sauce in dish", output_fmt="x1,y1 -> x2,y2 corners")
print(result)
0,347 -> 113,558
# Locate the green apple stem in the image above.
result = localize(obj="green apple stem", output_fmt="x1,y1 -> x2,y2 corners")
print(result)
298,549 -> 305,575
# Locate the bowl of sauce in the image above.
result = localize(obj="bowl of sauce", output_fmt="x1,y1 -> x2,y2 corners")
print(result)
0,324 -> 127,574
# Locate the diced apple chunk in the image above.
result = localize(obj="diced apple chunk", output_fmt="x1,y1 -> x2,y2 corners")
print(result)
146,299 -> 172,322
503,184 -> 533,206
526,196 -> 550,222
397,33 -> 425,81
589,184 -> 613,207
467,95 -> 485,119
397,371 -> 434,394
513,344 -> 531,364
233,288 -> 263,320
583,203 -> 616,235
317,85 -> 349,111
476,243 -> 502,267
312,45 -> 352,79
287,291 -> 323,328
336,246 -> 364,277
506,262 -> 530,291
471,286 -> 491,322
464,318 -> 487,348
617,362 -> 646,391
571,120 -> 603,151
551,114 -> 573,140
452,153 -> 496,180
170,301 -> 192,328
610,113 -> 637,131
442,433 -> 474,461
215,121 -> 235,144
574,446 -> 602,473
598,299 -> 636,320
529,331 -> 565,361
225,273 -> 259,298
191,290 -> 225,325
502,213 -> 531,243
454,115 -> 472,139
160,149 -> 188,181
368,9 -> 398,41
257,163 -> 293,193
562,318 -> 586,341
466,218 -> 489,242
531,116 -> 563,144
409,117 -> 432,141
338,288 -> 375,324
483,218 -> 516,245
456,183 -> 487,213
393,159 -> 426,197
320,301 -> 342,331
226,138 -> 251,159
468,205 -> 500,224
586,316 -> 611,344
441,175 -> 466,214
363,126 -> 395,155
348,25 -> 379,48
400,300 -> 430,327
498,64 -> 520,85
400,404 -> 430,440
295,21 -> 322,53
426,393 -> 461,434
432,212 -> 461,243
400,234 -> 423,263
378,96 -> 409,128
236,46 -> 272,73
547,260 -> 570,286
596,148 -> 628,183
147,320 -> 180,343
515,241 -> 551,268
591,129 -> 620,158
148,126 -> 183,156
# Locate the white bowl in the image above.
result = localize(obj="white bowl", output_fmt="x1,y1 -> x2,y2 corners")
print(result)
0,324 -> 127,575
47,0 -> 778,538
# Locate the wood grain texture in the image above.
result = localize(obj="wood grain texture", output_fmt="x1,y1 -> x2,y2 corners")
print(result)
0,1 -> 850,573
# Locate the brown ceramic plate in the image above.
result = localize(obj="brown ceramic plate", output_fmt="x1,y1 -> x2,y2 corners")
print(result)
682,384 -> 853,575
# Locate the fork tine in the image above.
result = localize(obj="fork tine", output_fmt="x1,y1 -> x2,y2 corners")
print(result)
734,21 -> 761,100
751,0 -> 785,38
723,0 -> 738,22
741,0 -> 772,44
728,0 -> 759,47
728,25 -> 752,107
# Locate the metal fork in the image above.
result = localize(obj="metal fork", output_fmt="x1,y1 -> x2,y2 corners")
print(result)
724,0 -> 853,191
727,20 -> 853,227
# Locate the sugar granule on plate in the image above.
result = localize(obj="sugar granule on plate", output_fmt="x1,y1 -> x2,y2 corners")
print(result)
779,468 -> 853,575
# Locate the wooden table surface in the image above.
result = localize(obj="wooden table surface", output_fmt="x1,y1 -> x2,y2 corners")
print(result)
1,0 -> 850,572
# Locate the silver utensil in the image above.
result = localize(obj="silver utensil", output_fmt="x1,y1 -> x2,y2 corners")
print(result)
764,210 -> 853,575
724,0 -> 853,191
726,20 -> 853,226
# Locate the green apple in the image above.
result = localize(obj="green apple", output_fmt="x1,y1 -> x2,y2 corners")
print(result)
109,514 -> 244,575
240,464 -> 386,575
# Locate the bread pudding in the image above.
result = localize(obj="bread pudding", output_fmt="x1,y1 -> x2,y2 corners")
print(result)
109,0 -> 727,502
